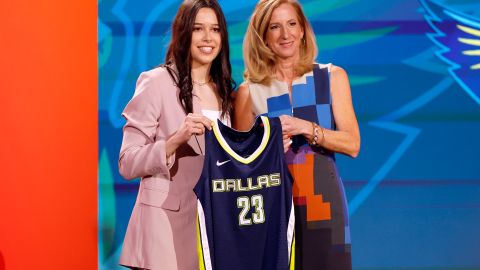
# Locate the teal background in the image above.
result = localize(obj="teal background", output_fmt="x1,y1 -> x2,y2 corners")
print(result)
98,0 -> 480,269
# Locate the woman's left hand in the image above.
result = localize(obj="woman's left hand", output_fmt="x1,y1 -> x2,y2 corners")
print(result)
282,133 -> 292,153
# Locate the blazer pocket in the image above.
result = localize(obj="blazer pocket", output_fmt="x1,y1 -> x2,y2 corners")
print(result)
140,188 -> 180,211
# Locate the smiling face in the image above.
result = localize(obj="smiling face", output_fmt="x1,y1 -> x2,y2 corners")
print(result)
265,3 -> 304,61
190,7 -> 222,69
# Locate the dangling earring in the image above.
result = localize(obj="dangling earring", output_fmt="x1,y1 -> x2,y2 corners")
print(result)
302,38 -> 306,46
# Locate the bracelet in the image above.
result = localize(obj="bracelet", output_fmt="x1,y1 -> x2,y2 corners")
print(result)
309,122 -> 326,146
309,122 -> 318,146
318,125 -> 325,146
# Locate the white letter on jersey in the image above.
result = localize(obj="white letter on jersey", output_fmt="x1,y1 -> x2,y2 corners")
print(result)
251,195 -> 265,224
237,195 -> 265,226
213,179 -> 225,192
237,196 -> 252,226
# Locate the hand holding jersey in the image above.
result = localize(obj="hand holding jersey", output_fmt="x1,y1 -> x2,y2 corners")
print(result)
176,113 -> 213,140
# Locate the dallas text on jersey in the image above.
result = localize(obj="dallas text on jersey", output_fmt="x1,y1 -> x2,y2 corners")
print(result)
211,173 -> 282,193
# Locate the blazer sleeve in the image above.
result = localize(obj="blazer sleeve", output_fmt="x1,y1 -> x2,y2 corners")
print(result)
118,71 -> 175,180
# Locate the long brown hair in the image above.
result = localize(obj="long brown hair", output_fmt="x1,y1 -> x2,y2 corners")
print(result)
165,0 -> 235,118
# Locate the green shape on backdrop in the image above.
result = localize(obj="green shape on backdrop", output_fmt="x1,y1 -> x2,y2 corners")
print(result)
228,21 -> 249,37
317,26 -> 398,50
230,41 -> 245,61
349,75 -> 385,86
230,27 -> 397,59
98,148 -> 116,262
302,0 -> 359,17
98,19 -> 113,69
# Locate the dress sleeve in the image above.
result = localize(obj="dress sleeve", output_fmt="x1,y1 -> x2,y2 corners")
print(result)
118,72 -> 175,180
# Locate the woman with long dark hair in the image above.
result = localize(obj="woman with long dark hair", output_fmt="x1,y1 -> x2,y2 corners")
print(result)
118,1 -> 234,269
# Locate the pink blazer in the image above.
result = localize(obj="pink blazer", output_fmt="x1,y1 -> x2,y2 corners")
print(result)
118,66 -> 205,270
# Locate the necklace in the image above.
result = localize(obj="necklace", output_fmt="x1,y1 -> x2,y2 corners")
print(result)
192,78 -> 212,86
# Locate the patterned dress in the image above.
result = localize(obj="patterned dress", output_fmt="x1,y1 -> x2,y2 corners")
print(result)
247,64 -> 351,270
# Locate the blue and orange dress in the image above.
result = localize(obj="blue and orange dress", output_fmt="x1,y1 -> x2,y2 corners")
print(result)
247,63 -> 351,270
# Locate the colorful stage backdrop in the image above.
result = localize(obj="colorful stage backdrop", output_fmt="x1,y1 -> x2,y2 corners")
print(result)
99,0 -> 480,269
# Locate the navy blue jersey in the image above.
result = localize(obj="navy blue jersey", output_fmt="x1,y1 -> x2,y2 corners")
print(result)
194,116 -> 295,270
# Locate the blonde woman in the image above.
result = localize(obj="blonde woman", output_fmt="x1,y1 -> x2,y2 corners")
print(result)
234,1 -> 360,269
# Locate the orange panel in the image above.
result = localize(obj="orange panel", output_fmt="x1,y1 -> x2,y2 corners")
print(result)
0,1 -> 97,269
289,154 -> 331,221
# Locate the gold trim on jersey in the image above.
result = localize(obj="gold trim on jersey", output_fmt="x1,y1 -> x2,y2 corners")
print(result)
212,116 -> 270,164
196,216 -> 205,270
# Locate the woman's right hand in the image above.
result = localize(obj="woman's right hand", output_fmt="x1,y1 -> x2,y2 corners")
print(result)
166,113 -> 213,158
175,113 -> 214,143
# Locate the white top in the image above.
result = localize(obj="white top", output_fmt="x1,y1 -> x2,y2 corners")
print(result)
202,109 -> 231,127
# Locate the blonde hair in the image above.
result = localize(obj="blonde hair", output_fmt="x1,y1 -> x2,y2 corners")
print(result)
243,0 -> 318,85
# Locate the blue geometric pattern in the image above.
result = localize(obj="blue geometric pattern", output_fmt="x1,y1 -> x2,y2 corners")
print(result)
292,76 -> 317,107
316,104 -> 333,130
266,93 -> 292,117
